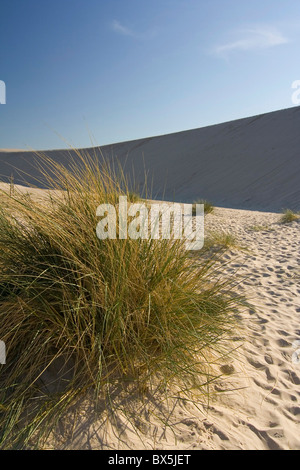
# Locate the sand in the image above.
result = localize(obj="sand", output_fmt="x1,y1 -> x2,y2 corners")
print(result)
1,106 -> 300,212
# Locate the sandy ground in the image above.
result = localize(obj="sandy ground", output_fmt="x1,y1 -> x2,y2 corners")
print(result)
0,183 -> 299,450
194,208 -> 300,450
49,206 -> 299,451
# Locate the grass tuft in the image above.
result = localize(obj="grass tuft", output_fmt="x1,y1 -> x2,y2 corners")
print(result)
248,225 -> 275,232
0,151 -> 244,448
192,199 -> 214,216
280,209 -> 299,224
204,231 -> 242,251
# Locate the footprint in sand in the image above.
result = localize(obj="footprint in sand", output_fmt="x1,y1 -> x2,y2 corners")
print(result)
276,338 -> 290,348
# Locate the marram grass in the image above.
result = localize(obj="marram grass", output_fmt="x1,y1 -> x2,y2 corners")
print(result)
0,151 -> 245,449
280,209 -> 299,224
192,199 -> 214,216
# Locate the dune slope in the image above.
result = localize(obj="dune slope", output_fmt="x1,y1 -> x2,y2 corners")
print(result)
1,106 -> 300,212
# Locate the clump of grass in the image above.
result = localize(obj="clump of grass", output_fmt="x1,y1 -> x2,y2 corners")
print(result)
204,231 -> 240,251
280,209 -> 299,224
0,151 -> 244,449
192,199 -> 214,216
248,225 -> 275,232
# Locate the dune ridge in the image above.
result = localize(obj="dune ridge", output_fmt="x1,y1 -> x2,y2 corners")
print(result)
1,106 -> 300,212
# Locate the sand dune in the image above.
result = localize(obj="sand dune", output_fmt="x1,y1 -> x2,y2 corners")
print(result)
1,106 -> 300,212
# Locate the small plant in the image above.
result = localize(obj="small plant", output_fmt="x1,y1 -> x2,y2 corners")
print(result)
192,199 -> 214,216
204,231 -> 242,251
248,225 -> 275,232
280,209 -> 299,224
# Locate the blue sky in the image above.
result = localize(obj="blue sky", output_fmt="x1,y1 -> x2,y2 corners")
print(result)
1,0 -> 300,150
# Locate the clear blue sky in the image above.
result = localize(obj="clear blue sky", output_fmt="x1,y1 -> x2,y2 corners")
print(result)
1,0 -> 300,150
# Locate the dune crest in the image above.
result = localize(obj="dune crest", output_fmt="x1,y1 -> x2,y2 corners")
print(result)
1,106 -> 300,212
